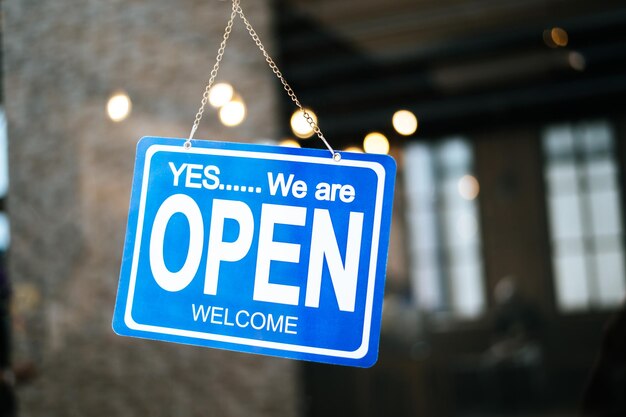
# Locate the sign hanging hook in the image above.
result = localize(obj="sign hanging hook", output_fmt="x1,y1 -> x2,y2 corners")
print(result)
185,0 -> 340,161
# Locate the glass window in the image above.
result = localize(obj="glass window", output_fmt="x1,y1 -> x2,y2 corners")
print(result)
404,138 -> 485,318
542,120 -> 626,312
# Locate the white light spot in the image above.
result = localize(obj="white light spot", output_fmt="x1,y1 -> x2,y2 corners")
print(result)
208,83 -> 234,108
106,92 -> 132,122
290,109 -> 317,139
363,132 -> 389,154
392,110 -> 418,136
458,175 -> 480,200
219,98 -> 246,127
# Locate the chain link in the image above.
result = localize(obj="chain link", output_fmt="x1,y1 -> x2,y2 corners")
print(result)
186,0 -> 338,159
186,0 -> 238,147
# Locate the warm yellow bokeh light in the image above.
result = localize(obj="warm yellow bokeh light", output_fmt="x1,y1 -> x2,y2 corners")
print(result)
209,83 -> 234,108
279,139 -> 301,148
458,174 -> 480,200
551,27 -> 568,47
106,92 -> 132,122
363,132 -> 389,154
392,110 -> 418,136
290,109 -> 317,139
344,146 -> 363,153
219,98 -> 246,127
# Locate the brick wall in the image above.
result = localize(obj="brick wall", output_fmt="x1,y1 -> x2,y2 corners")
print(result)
3,0 -> 300,415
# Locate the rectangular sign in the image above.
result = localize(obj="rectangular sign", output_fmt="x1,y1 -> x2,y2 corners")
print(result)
113,137 -> 396,367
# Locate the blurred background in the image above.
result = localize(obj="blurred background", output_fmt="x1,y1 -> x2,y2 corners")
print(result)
2,0 -> 626,416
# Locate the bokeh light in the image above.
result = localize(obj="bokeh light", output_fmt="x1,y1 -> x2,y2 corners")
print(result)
106,91 -> 132,122
208,82 -> 234,108
290,109 -> 317,139
544,27 -> 569,48
279,139 -> 301,148
219,98 -> 246,127
363,132 -> 389,154
344,146 -> 363,153
458,174 -> 480,200
551,27 -> 568,47
392,110 -> 418,136
568,51 -> 586,71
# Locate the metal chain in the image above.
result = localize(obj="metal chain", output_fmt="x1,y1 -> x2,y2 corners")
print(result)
186,0 -> 238,149
187,0 -> 339,160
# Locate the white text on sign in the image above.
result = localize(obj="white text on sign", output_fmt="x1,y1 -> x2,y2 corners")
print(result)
149,162 -> 366,312
169,162 -> 356,203
191,304 -> 298,334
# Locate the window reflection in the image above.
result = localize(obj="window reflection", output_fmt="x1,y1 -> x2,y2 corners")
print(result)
542,120 -> 626,311
404,138 -> 485,318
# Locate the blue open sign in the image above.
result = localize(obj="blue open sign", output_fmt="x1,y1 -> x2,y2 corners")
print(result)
112,137 -> 396,367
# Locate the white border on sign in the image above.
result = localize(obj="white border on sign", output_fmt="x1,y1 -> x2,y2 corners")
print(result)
124,144 -> 386,359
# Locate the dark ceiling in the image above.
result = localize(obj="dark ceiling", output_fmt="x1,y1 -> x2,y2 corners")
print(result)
275,0 -> 626,148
